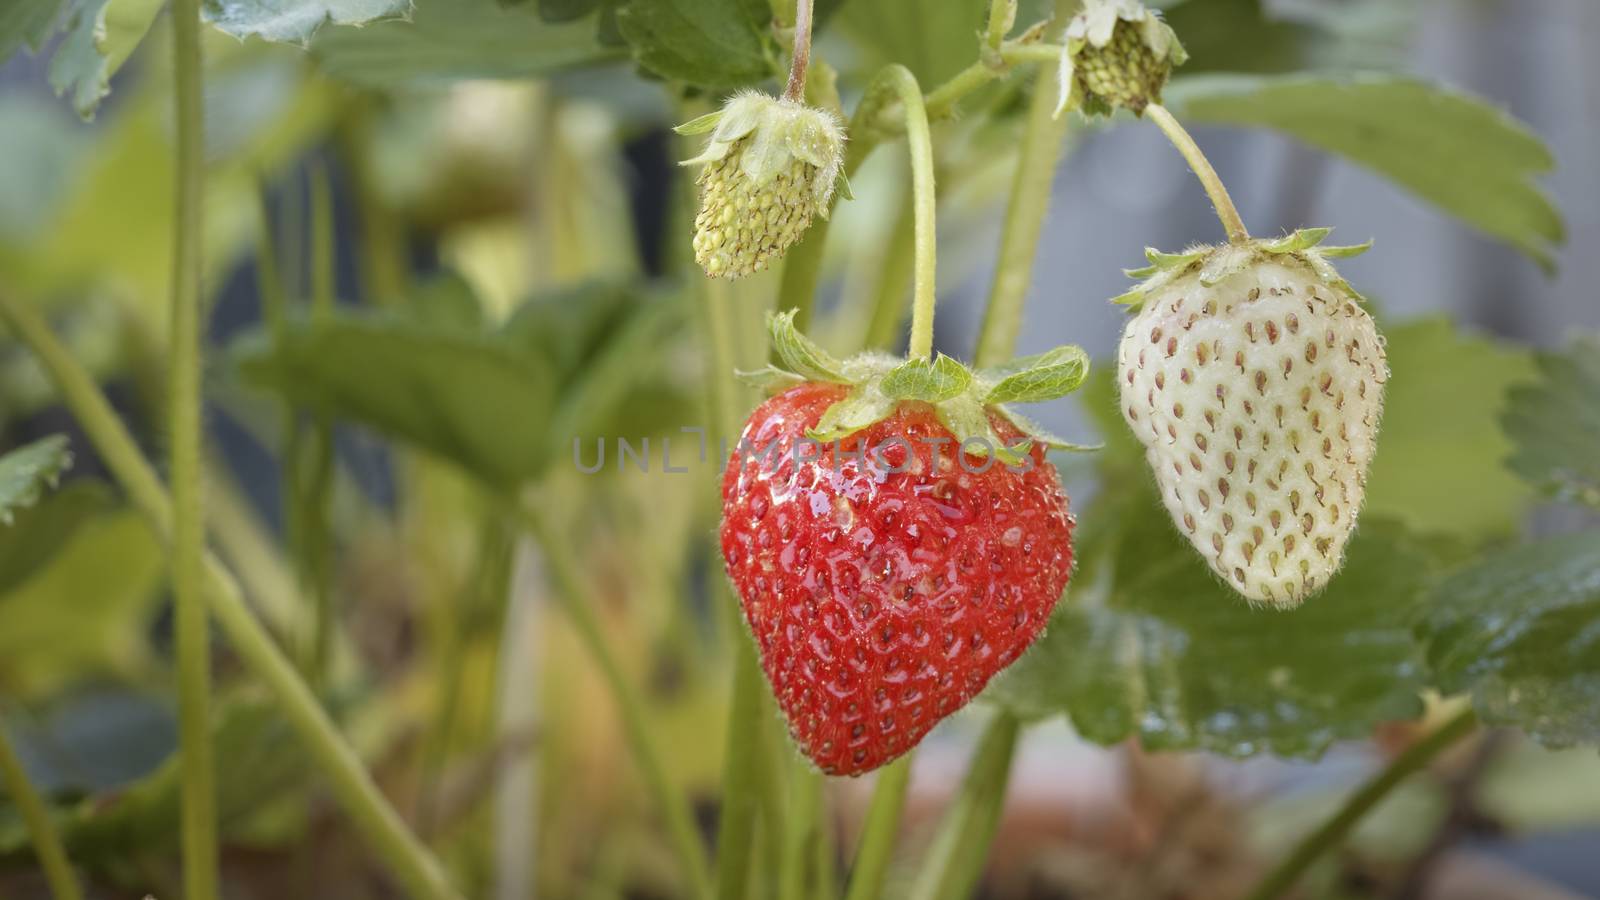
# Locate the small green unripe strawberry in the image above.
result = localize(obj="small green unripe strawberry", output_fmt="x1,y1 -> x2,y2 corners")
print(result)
677,92 -> 845,280
1114,230 -> 1386,607
1057,0 -> 1186,117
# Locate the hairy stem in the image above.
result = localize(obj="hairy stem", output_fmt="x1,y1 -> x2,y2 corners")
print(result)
167,0 -> 219,894
974,60 -> 1072,368
841,755 -> 912,900
0,713 -> 82,900
1243,708 -> 1479,900
783,0 -> 814,102
515,503 -> 713,899
908,712 -> 1021,900
0,293 -> 462,900
858,66 -> 938,361
985,0 -> 1018,51
1145,103 -> 1249,244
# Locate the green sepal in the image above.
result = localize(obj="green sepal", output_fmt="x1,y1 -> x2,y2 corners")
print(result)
1110,228 -> 1375,313
880,354 -> 972,403
768,309 -> 848,382
934,394 -> 1030,467
807,384 -> 894,443
734,365 -> 806,390
673,109 -> 723,136
981,345 -> 1091,405
995,408 -> 1102,453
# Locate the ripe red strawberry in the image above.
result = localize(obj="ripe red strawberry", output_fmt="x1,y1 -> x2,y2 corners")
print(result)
720,382 -> 1075,775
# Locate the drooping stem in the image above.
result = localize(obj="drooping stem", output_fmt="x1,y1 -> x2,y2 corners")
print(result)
863,65 -> 938,361
1243,707 -> 1479,900
167,0 -> 219,894
783,0 -> 815,102
1145,103 -> 1249,244
840,755 -> 912,900
0,292 -> 462,900
516,503 -> 713,900
907,712 -> 1021,900
0,713 -> 83,900
973,59 -> 1073,368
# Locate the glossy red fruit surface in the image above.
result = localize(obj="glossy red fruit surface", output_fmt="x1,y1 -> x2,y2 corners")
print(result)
720,383 -> 1075,776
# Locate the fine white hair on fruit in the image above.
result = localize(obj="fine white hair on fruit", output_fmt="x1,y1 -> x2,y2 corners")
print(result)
1118,257 -> 1387,607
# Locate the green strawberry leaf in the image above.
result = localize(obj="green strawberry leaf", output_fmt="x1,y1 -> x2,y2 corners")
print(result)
988,368 -> 1438,757
769,309 -> 848,383
0,0 -> 62,62
1170,74 -> 1563,268
1418,531 -> 1600,748
1501,336 -> 1600,510
993,409 -> 1099,453
880,355 -> 972,403
0,481 -> 115,595
614,0 -> 777,89
47,0 -> 164,119
203,0 -> 411,44
981,345 -> 1089,405
835,0 -> 988,88
1363,318 -> 1537,542
0,507 -> 165,694
0,435 -> 72,524
234,314 -> 557,486
312,0 -> 620,86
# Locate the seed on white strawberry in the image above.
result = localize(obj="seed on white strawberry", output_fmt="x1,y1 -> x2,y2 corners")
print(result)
677,91 -> 845,280
1114,232 -> 1387,607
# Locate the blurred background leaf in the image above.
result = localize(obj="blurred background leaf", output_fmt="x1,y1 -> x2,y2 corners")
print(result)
613,0 -> 778,90
1170,75 -> 1564,267
1503,337 -> 1600,510
203,0 -> 411,43
0,434 -> 71,521
1419,531 -> 1600,749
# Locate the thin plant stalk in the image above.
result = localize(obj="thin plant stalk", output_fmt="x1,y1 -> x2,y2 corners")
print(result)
973,61 -> 1073,368
301,164 -> 338,681
863,65 -> 938,361
515,503 -> 714,900
783,0 -> 814,103
166,0 -> 219,894
0,714 -> 83,900
907,712 -> 1021,900
1243,708 -> 1479,900
840,756 -> 911,900
1145,103 -> 1250,244
0,292 -> 462,900
778,765 -> 822,900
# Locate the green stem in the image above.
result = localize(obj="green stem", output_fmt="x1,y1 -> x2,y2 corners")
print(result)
0,713 -> 83,900
984,0 -> 1017,51
862,66 -> 937,361
515,504 -> 713,900
1145,103 -> 1250,245
303,163 -> 337,682
840,756 -> 911,900
167,0 -> 218,894
335,96 -> 409,306
1243,708 -> 1479,900
0,293 -> 462,900
862,190 -> 918,352
907,712 -> 1020,900
973,61 -> 1072,368
922,44 -> 1062,122
778,765 -> 822,900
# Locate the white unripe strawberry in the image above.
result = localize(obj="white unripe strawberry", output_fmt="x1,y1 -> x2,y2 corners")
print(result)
1114,231 -> 1387,607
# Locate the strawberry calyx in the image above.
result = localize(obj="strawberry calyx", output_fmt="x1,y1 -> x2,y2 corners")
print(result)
744,311 -> 1097,465
1112,227 -> 1374,311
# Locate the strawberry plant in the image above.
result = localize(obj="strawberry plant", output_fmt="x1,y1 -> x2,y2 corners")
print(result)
0,0 -> 1593,898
